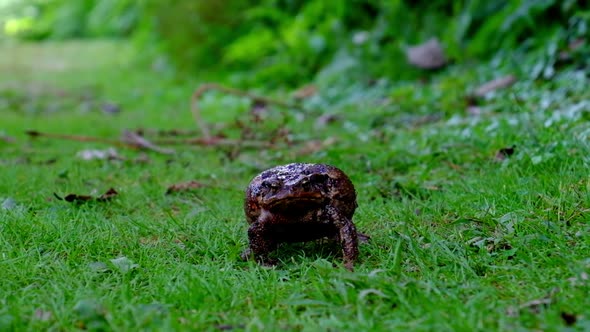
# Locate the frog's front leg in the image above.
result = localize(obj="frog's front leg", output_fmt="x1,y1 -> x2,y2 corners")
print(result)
326,206 -> 359,271
243,211 -> 279,266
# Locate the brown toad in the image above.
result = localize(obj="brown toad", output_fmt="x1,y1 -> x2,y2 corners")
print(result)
242,163 -> 366,270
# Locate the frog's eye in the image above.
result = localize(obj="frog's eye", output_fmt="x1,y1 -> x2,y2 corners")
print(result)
299,177 -> 311,189
262,180 -> 280,190
309,173 -> 329,183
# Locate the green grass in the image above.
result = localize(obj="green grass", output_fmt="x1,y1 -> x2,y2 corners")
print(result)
1,41 -> 589,331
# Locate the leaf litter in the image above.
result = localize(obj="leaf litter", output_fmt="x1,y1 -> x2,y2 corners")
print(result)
54,188 -> 118,204
22,81 -> 341,163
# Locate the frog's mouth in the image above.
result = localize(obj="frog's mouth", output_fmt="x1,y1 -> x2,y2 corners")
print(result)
264,193 -> 326,212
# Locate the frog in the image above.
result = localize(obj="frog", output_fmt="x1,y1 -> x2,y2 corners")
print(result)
242,163 -> 367,270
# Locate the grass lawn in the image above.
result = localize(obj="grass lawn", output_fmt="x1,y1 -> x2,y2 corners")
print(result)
1,41 -> 589,331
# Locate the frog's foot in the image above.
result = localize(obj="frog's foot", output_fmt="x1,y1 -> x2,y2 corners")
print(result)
241,248 -> 278,267
258,257 -> 278,267
357,232 -> 371,243
344,260 -> 355,272
240,248 -> 252,261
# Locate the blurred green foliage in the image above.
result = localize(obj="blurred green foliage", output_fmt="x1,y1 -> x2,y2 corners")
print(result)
2,0 -> 588,86
1,0 -> 138,39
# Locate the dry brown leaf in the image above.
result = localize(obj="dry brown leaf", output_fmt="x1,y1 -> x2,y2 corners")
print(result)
561,312 -> 577,326
406,38 -> 447,69
474,75 -> 517,97
166,180 -> 206,195
54,188 -> 118,204
495,145 -> 516,161
293,85 -> 318,99
56,193 -> 93,203
97,188 -> 119,201
315,114 -> 340,128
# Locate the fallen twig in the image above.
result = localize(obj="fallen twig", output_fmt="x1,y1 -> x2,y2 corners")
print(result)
26,130 -> 132,148
155,136 -> 273,148
473,75 -> 517,97
28,129 -> 172,154
121,130 -> 175,155
25,129 -> 274,150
